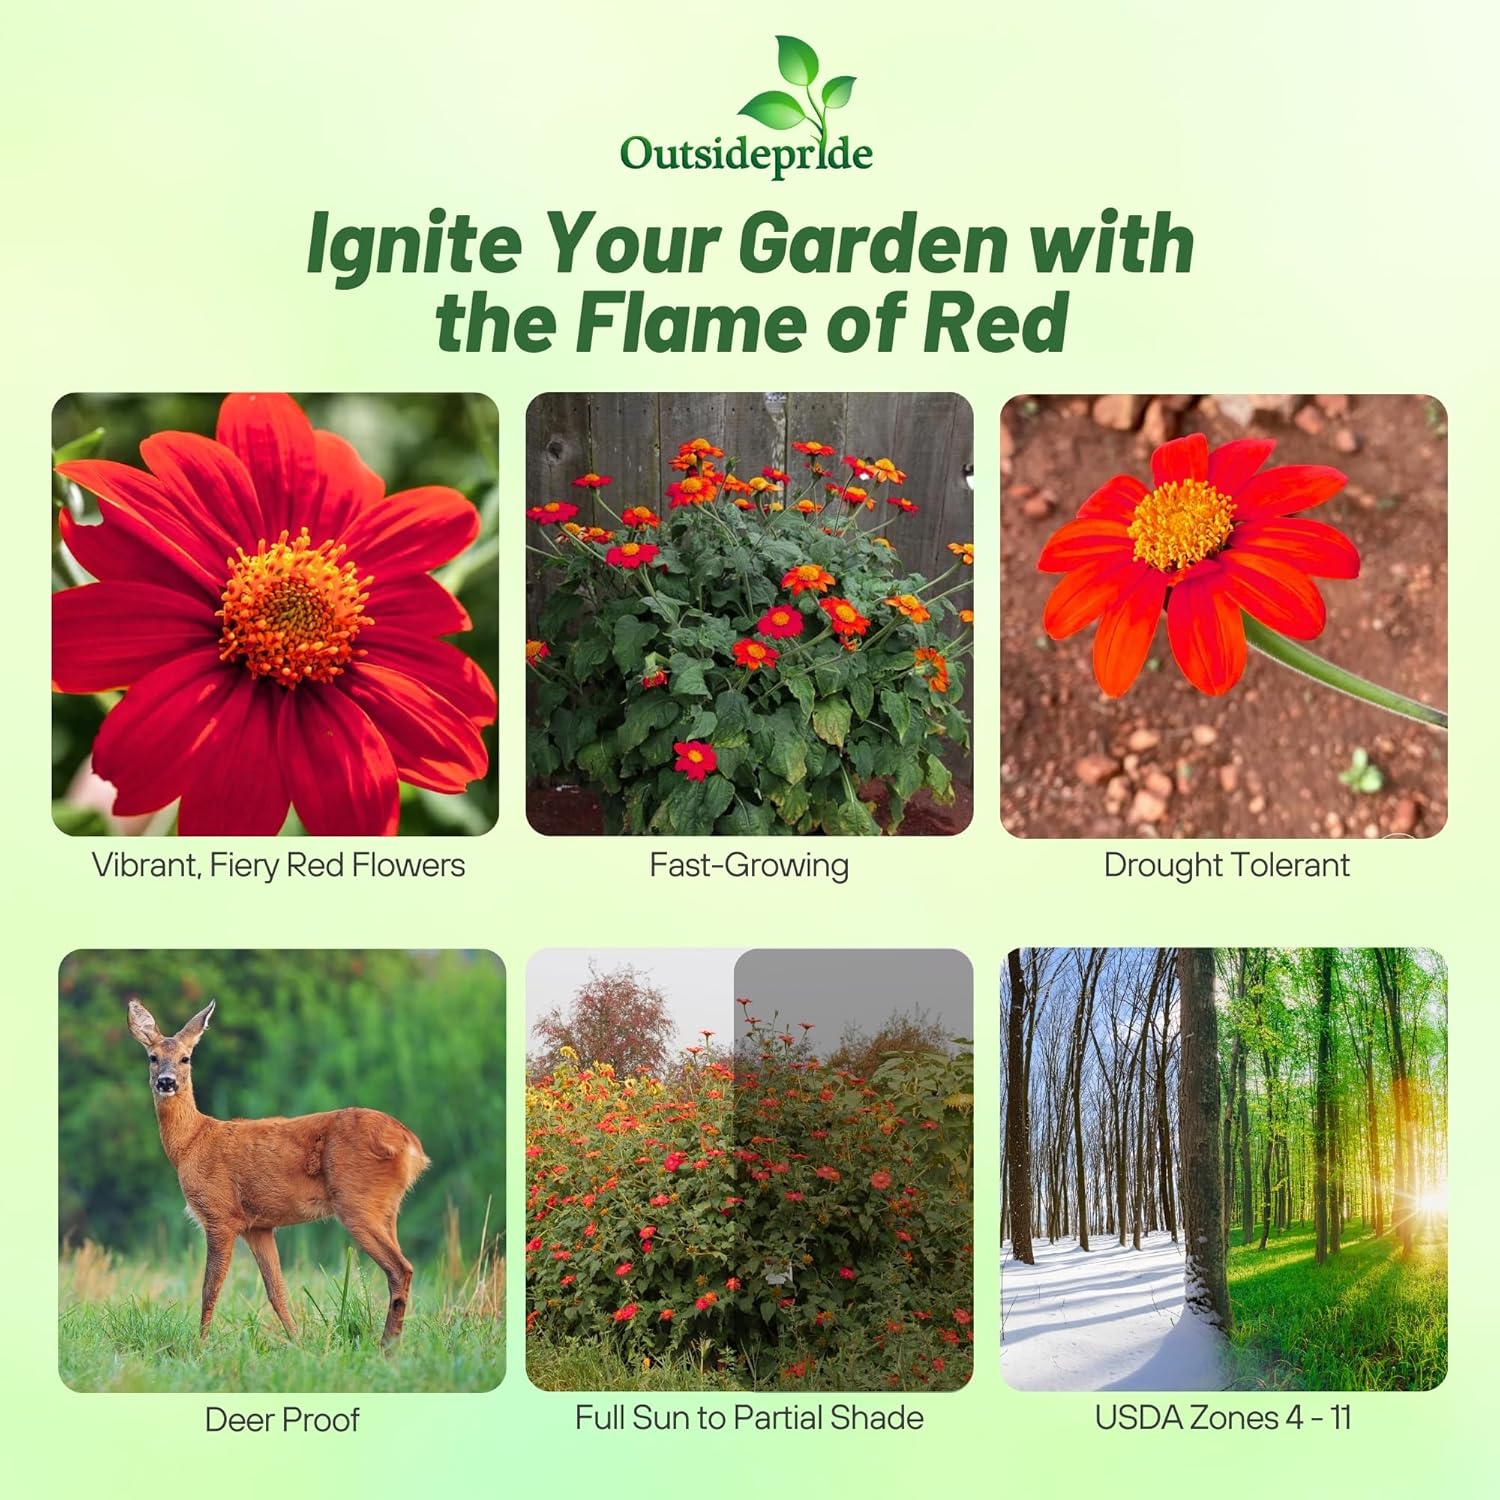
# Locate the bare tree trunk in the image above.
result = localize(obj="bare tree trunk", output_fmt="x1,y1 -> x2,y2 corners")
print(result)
1176,947 -> 1231,1330
1315,947 -> 1333,1263
1005,949 -> 1035,1264
1236,1040 -> 1252,1245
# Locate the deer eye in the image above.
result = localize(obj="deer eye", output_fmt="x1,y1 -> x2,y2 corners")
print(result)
149,1054 -> 158,1063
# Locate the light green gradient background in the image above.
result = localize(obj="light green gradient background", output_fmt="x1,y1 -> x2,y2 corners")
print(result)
2,0 -> 1493,1493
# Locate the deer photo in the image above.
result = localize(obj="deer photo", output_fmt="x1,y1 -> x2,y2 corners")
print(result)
126,998 -> 430,1343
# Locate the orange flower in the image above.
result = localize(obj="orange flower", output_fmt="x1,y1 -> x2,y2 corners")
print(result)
872,536 -> 894,550
887,496 -> 919,514
947,541 -> 975,565
605,541 -> 660,569
734,498 -> 757,511
667,475 -> 718,508
720,475 -> 753,495
526,639 -> 549,666
884,593 -> 931,624
870,1169 -> 894,1190
762,467 -> 791,484
573,472 -> 612,488
869,458 -> 906,484
673,741 -> 717,781
815,1164 -> 842,1182
732,639 -> 779,671
820,598 -> 870,638
747,475 -> 780,493
695,1291 -> 718,1311
582,526 -> 616,543
794,499 -> 822,515
792,440 -> 835,457
613,1303 -> 638,1322
842,455 -> 877,479
828,483 -> 870,506
679,437 -> 723,459
959,608 -> 974,624
915,646 -> 951,694
621,506 -> 660,529
641,670 -> 668,690
783,563 -> 836,595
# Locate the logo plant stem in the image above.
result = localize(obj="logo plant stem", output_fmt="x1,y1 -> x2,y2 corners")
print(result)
740,35 -> 855,152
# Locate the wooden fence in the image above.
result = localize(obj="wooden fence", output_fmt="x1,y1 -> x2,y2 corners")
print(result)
525,391 -> 973,595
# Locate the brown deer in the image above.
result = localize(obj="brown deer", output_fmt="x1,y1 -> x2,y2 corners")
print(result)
126,998 -> 429,1343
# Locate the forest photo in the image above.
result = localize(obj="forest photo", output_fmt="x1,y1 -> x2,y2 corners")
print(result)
1001,947 -> 1447,1391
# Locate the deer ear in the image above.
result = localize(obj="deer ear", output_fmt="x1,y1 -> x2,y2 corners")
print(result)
126,1000 -> 162,1049
178,999 -> 216,1043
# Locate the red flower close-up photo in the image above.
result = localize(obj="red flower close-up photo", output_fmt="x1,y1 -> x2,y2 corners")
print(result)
51,393 -> 497,835
1039,433 -> 1358,697
673,741 -> 717,781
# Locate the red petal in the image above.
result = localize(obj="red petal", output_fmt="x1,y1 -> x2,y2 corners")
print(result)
215,393 -> 318,540
1091,567 -> 1167,698
359,630 -> 497,725
59,506 -> 212,595
91,651 -> 237,816
57,460 -> 227,590
1076,473 -> 1147,522
1166,566 -> 1247,695
278,687 -> 400,836
1231,518 -> 1360,579
372,573 -> 472,635
140,431 -> 263,554
1037,519 -> 1134,573
340,663 -> 489,793
53,582 -> 216,692
304,428 -> 385,544
177,677 -> 291,835
1217,552 -> 1327,638
1151,433 -> 1208,487
1232,463 -> 1347,519
337,486 -> 480,576
1042,559 -> 1133,639
1207,438 -> 1275,496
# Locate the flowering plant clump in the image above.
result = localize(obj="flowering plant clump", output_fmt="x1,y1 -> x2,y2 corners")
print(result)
526,436 -> 971,834
51,393 -> 498,835
525,1009 -> 974,1390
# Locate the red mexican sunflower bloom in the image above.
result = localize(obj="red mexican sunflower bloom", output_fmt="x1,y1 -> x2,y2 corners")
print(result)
758,604 -> 804,639
526,639 -> 550,666
527,500 -> 578,525
762,467 -> 791,484
573,472 -> 611,488
673,740 -> 717,780
621,506 -> 660,529
605,541 -> 660,569
732,639 -> 779,671
843,455 -> 877,479
51,393 -> 496,835
782,563 -> 836,595
888,496 -> 919,514
641,669 -> 668,689
821,597 -> 870,638
667,476 -> 718,508
1038,433 -> 1356,696
792,440 -> 835,457
794,499 -> 822,515
869,458 -> 906,485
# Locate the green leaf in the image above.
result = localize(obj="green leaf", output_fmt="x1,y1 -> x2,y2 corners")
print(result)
702,775 -> 735,822
715,688 -> 751,745
613,613 -> 655,674
812,695 -> 852,749
720,800 -> 773,836
739,90 -> 807,130
767,734 -> 807,786
668,653 -> 711,697
821,74 -> 855,109
880,688 -> 912,743
786,674 -> 816,717
53,427 -> 105,465
776,34 -> 819,86
849,675 -> 874,721
684,708 -> 717,739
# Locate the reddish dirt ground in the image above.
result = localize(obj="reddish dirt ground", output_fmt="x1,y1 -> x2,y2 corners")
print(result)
528,774 -> 973,836
1001,395 -> 1447,840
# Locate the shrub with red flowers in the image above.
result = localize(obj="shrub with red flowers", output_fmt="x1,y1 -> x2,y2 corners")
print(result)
526,436 -> 971,834
525,1007 -> 974,1390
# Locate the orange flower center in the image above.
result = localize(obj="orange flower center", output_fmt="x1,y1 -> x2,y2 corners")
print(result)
622,542 -> 641,556
1129,479 -> 1236,572
835,604 -> 857,623
218,528 -> 369,688
796,565 -> 821,581
773,610 -> 790,624
687,750 -> 703,764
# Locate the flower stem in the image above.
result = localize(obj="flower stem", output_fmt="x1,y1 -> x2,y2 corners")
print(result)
1243,617 -> 1448,730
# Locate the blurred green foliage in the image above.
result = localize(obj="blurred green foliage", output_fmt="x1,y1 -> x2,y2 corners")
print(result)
58,950 -> 504,1264
50,393 -> 499,836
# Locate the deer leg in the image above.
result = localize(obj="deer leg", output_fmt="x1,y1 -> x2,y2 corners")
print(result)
339,1215 -> 413,1344
243,1227 -> 298,1338
199,1230 -> 235,1338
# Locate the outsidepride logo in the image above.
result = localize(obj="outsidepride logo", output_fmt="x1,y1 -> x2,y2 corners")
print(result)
621,34 -> 871,183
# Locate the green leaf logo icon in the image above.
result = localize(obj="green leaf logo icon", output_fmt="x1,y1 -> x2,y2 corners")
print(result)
739,91 -> 808,131
739,34 -> 857,150
776,34 -> 819,86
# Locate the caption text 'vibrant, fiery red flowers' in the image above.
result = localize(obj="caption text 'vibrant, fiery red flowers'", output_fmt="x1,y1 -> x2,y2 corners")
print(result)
673,741 -> 717,781
51,393 -> 497,835
1038,432 -> 1357,696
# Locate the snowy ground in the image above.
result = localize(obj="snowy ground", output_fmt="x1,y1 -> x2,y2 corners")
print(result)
1001,1231 -> 1228,1391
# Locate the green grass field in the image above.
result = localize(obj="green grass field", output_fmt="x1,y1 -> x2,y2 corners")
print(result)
59,1240 -> 505,1392
1225,1218 -> 1447,1391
